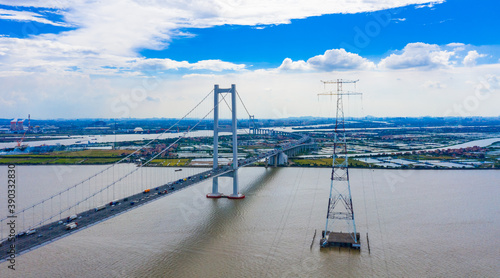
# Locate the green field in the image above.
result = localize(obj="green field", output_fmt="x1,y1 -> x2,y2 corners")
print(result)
81,158 -> 122,164
0,157 -> 49,164
291,158 -> 370,167
47,158 -> 85,164
0,149 -> 132,165
149,159 -> 191,166
51,149 -> 135,157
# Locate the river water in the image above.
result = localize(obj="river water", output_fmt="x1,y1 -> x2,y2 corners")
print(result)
0,166 -> 499,277
0,131 -> 238,149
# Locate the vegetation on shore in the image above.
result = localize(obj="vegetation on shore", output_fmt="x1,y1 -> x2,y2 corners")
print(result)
149,159 -> 191,166
290,158 -> 370,167
1,149 -> 498,169
0,150 -> 133,165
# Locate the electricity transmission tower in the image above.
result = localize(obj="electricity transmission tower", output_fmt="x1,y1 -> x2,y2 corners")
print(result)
319,79 -> 361,249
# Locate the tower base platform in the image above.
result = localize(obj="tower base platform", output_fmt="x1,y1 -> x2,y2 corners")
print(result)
206,193 -> 222,198
206,193 -> 245,199
227,193 -> 245,199
320,231 -> 360,249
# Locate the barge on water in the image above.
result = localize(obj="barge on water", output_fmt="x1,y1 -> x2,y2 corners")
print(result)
320,231 -> 360,249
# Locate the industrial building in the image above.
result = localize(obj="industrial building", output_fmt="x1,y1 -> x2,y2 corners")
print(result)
10,118 -> 24,132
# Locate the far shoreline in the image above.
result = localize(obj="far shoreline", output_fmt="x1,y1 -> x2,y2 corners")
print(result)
0,162 -> 497,170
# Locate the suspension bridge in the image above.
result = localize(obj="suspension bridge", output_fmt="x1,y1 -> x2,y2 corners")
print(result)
0,84 -> 316,261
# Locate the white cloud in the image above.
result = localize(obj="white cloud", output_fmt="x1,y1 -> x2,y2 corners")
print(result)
0,37 -> 127,75
446,43 -> 464,47
307,49 -> 375,71
2,1 -> 500,119
4,63 -> 500,119
463,50 -> 486,67
423,80 -> 446,89
0,0 -> 443,63
190,60 -> 246,71
278,58 -> 310,71
415,1 -> 445,9
486,74 -> 499,90
0,37 -> 246,75
0,8 -> 69,27
133,58 -> 246,72
446,42 -> 465,51
477,74 -> 500,92
182,73 -> 217,79
132,58 -> 191,71
0,1 -> 444,26
278,49 -> 375,72
379,42 -> 454,69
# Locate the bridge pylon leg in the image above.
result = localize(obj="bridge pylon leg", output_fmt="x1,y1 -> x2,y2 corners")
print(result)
228,84 -> 244,199
207,177 -> 222,198
227,169 -> 244,199
207,84 -> 222,198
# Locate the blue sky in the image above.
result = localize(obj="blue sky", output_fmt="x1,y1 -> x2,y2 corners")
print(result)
143,0 -> 500,66
0,0 -> 499,118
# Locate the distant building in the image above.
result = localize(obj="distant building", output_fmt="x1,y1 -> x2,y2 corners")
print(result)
10,119 -> 16,130
90,120 -> 107,127
133,127 -> 144,133
10,119 -> 24,131
17,119 -> 24,131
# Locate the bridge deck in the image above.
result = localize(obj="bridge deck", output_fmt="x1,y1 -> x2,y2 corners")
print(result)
0,131 -> 311,262
0,155 -> 272,261
0,167 -> 220,261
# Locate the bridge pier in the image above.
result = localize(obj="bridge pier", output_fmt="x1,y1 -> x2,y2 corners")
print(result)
268,151 -> 288,166
227,170 -> 244,199
207,177 -> 222,198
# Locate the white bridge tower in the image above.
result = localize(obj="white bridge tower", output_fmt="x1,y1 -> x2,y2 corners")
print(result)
207,84 -> 245,199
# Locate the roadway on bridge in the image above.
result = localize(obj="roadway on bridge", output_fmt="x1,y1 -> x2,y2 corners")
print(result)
0,167 -> 223,261
1,131 -> 310,262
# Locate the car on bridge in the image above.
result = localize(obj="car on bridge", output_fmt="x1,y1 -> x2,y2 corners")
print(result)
26,229 -> 36,236
95,204 -> 106,211
66,222 -> 78,230
67,214 -> 77,222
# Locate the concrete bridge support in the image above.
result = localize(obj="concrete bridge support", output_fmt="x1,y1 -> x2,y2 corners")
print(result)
283,143 -> 318,158
268,151 -> 288,166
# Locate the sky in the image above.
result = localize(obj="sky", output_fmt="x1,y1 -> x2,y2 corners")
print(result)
0,0 -> 499,119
